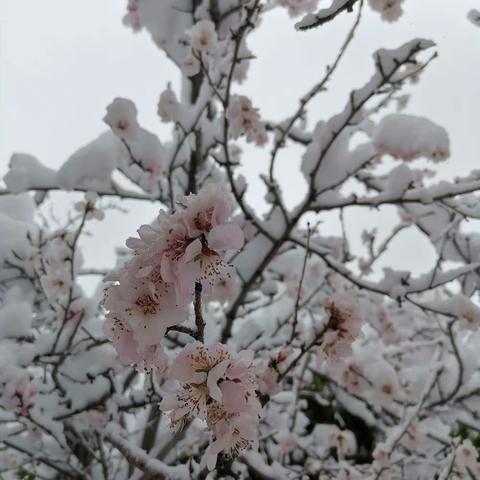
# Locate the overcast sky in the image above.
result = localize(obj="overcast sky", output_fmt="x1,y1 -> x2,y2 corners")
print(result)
1,0 -> 479,282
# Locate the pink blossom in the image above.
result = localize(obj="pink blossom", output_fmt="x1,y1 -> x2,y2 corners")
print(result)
368,0 -> 404,23
104,272 -> 186,347
205,411 -> 259,471
74,191 -> 104,221
40,269 -> 72,300
160,185 -> 243,303
104,184 -> 244,371
103,315 -> 169,373
400,423 -> 426,450
256,364 -> 281,397
165,342 -> 259,415
160,342 -> 262,463
103,97 -> 140,142
179,184 -> 237,238
226,95 -> 268,146
103,259 -> 187,371
318,292 -> 363,363
0,369 -> 37,416
190,20 -> 218,54
332,358 -> 370,396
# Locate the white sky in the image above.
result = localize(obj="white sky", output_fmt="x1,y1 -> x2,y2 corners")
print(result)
1,0 -> 479,282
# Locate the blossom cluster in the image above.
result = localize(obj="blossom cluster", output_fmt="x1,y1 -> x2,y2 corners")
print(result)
103,184 -> 244,372
160,342 -> 262,470
3,1 -> 480,479
181,20 -> 218,77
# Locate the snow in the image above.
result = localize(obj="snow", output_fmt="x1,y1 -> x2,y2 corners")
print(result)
4,153 -> 57,193
0,287 -> 33,340
243,451 -> 290,480
129,0 -> 191,62
295,0 -> 354,30
56,128 -> 165,192
56,131 -> 125,191
2,4 -> 480,479
277,0 -> 319,18
385,164 -> 414,197
0,213 -> 36,280
0,194 -> 36,222
373,114 -> 450,162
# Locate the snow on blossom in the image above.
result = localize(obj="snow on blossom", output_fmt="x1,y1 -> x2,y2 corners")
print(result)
128,128 -> 167,181
295,0 -> 357,29
123,0 -> 190,59
277,0 -> 319,18
226,95 -> 268,146
158,84 -> 180,123
181,54 -> 201,77
438,294 -> 480,331
0,367 -> 37,416
160,342 -> 261,469
455,438 -> 480,477
42,233 -> 74,270
40,268 -> 72,301
373,114 -> 450,162
3,153 -> 56,193
103,97 -> 140,142
365,356 -> 401,408
385,163 -> 414,197
56,131 -> 124,191
331,357 -> 370,396
368,0 -> 405,23
312,424 -> 357,458
399,422 -> 426,450
190,20 -> 218,54
56,127 -> 165,191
